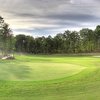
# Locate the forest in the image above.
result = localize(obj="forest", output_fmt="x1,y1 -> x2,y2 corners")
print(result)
0,16 -> 100,55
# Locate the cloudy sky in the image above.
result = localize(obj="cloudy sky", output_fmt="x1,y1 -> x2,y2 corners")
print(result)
0,0 -> 100,37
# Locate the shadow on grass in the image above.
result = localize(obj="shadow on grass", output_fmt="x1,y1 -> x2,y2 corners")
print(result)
0,63 -> 32,81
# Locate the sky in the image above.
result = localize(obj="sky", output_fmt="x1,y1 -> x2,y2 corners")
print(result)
0,0 -> 100,37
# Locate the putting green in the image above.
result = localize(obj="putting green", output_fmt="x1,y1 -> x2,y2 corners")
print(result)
0,55 -> 100,100
0,61 -> 86,81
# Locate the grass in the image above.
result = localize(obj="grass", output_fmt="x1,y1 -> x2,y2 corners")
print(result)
0,54 -> 100,100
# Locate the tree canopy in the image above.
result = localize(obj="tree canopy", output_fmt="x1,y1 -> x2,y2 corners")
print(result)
0,16 -> 14,57
1,16 -> 100,54
15,26 -> 100,54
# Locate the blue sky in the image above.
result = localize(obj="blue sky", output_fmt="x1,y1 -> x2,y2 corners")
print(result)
0,0 -> 100,37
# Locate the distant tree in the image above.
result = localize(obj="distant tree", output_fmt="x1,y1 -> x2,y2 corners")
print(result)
15,35 -> 27,53
69,31 -> 80,53
45,36 -> 54,54
63,30 -> 71,53
94,25 -> 100,51
54,33 -> 64,53
0,16 -> 14,57
25,36 -> 35,53
80,28 -> 95,52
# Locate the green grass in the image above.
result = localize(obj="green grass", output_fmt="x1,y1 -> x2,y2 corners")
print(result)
0,54 -> 100,100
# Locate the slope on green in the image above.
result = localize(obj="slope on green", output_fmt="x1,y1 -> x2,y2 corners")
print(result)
0,54 -> 100,100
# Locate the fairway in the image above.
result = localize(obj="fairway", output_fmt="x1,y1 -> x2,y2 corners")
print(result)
0,55 -> 100,100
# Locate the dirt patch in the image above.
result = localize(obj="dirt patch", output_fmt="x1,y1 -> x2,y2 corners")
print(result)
2,55 -> 15,60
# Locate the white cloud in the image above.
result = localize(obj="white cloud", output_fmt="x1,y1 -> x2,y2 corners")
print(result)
0,0 -> 100,36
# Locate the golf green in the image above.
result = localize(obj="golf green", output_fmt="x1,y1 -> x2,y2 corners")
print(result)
0,54 -> 100,100
0,61 -> 86,81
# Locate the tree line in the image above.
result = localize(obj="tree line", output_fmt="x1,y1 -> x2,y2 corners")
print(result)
15,26 -> 100,54
0,16 -> 100,55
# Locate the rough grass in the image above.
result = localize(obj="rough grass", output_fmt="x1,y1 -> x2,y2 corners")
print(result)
0,54 -> 100,100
